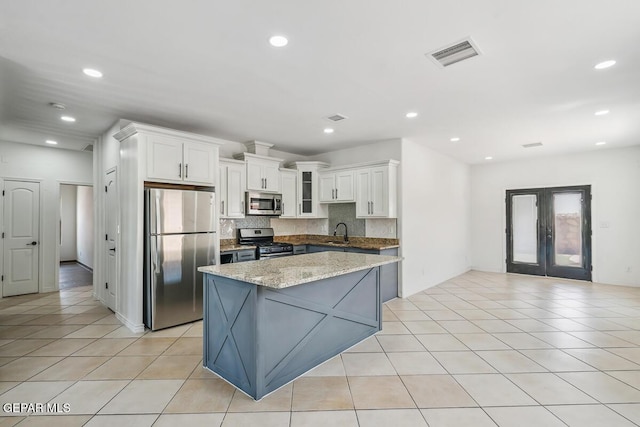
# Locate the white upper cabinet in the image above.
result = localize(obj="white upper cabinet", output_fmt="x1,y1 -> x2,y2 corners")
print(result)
240,153 -> 283,193
147,134 -> 218,185
279,168 -> 298,218
287,161 -> 329,218
219,159 -> 246,218
146,135 -> 183,181
319,170 -> 354,203
355,161 -> 399,218
183,141 -> 217,184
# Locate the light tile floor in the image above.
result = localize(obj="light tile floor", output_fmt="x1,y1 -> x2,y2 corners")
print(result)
1,271 -> 640,426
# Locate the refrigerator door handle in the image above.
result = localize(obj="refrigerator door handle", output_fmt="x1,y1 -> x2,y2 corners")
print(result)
151,236 -> 160,274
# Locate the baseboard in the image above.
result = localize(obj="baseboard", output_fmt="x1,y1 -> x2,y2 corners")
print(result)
76,262 -> 93,272
116,312 -> 145,333
60,260 -> 93,272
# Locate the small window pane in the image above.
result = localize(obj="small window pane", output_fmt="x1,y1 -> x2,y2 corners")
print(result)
512,194 -> 538,263
554,192 -> 583,267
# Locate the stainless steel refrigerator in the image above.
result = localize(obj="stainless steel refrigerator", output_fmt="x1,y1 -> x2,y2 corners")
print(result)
144,187 -> 217,331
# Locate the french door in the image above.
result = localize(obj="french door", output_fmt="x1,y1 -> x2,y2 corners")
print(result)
506,185 -> 592,281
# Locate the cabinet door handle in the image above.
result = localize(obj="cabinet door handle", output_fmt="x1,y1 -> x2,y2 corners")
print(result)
185,164 -> 189,178
368,201 -> 372,214
335,188 -> 338,199
299,203 -> 301,215
178,163 -> 182,178
241,201 -> 244,213
332,189 -> 334,199
221,200 -> 224,215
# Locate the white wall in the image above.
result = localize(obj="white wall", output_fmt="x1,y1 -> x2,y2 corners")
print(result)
470,146 -> 640,286
76,185 -> 94,268
400,138 -> 472,297
59,184 -> 77,262
0,140 -> 93,293
309,139 -> 401,166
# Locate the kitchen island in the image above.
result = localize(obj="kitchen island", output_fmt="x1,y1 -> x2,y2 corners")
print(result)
198,251 -> 401,400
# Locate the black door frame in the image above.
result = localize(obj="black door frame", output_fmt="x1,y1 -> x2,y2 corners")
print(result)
506,185 -> 592,281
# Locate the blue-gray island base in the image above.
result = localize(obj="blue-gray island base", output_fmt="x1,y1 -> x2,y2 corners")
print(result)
198,252 -> 402,400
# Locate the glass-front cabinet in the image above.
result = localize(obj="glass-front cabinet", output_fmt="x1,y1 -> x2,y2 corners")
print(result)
285,161 -> 329,218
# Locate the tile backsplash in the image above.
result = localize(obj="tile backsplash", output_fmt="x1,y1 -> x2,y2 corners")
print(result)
219,217 -> 270,239
365,218 -> 397,238
328,203 -> 365,237
270,218 -> 328,236
220,205 -> 397,239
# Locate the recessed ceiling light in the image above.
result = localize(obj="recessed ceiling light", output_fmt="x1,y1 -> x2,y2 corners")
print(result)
405,112 -> 418,118
61,115 -> 76,122
595,110 -> 609,116
45,140 -> 58,145
594,60 -> 616,70
269,35 -> 288,47
83,68 -> 103,78
595,141 -> 607,146
323,128 -> 334,134
484,156 -> 493,160
450,137 -> 460,142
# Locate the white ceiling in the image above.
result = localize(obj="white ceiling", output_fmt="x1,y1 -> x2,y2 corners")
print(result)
1,0 -> 639,163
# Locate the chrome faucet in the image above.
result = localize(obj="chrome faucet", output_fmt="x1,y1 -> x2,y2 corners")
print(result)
333,222 -> 349,242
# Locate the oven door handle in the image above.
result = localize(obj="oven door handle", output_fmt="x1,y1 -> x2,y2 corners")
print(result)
259,252 -> 293,259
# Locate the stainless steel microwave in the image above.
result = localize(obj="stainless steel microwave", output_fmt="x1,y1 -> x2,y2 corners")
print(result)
245,192 -> 282,216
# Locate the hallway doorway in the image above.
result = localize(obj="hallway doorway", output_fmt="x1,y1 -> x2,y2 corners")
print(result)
59,184 -> 94,289
59,261 -> 93,289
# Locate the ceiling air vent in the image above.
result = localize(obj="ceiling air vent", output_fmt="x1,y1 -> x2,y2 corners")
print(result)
427,37 -> 481,68
83,144 -> 94,152
326,114 -> 348,122
522,142 -> 543,148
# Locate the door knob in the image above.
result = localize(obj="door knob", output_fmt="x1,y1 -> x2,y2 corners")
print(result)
26,241 -> 37,246
109,248 -> 116,252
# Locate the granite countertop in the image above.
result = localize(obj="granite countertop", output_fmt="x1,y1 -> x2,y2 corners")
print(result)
220,243 -> 256,252
274,235 -> 399,250
199,251 -> 402,289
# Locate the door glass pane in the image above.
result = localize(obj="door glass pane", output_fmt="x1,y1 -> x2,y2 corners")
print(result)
512,194 -> 538,263
553,192 -> 583,267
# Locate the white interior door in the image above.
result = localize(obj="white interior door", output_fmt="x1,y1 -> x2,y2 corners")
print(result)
105,169 -> 118,311
3,180 -> 40,297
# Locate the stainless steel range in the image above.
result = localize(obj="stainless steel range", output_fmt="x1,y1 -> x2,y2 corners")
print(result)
238,228 -> 293,259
